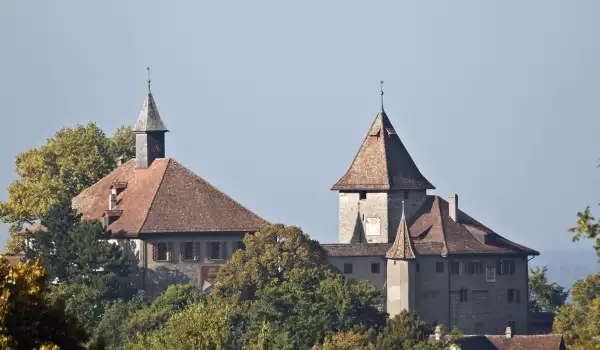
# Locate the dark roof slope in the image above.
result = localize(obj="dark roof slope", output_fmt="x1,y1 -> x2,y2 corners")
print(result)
323,195 -> 538,257
332,111 -> 435,191
133,92 -> 168,132
72,159 -> 267,237
454,334 -> 566,350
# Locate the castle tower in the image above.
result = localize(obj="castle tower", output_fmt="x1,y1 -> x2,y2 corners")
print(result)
386,205 -> 417,316
331,89 -> 435,243
133,70 -> 169,169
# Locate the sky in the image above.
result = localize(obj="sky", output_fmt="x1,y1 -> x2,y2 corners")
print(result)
1,1 -> 599,259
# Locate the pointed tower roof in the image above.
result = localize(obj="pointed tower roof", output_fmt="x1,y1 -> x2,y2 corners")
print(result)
133,92 -> 169,133
386,203 -> 416,259
332,110 -> 435,190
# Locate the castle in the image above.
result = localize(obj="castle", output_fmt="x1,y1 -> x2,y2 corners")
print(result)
69,84 -> 538,335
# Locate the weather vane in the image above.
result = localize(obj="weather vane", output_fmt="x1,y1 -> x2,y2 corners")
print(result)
380,78 -> 385,112
147,66 -> 152,93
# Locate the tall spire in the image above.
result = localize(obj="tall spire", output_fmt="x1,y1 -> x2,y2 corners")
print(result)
380,79 -> 385,113
147,66 -> 152,93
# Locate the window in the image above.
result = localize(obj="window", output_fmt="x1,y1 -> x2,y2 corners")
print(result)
207,241 -> 225,260
359,191 -> 367,200
497,259 -> 516,275
459,288 -> 468,302
486,267 -> 496,282
343,263 -> 353,274
507,289 -> 521,303
183,242 -> 194,260
371,263 -> 380,274
467,261 -> 483,275
103,217 -> 109,228
450,261 -> 461,275
157,242 -> 168,261
403,190 -> 409,200
436,262 -> 445,273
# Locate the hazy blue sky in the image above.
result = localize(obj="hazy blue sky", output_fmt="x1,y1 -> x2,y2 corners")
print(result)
1,1 -> 599,258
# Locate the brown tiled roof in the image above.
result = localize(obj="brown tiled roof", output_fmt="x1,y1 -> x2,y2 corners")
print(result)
386,212 -> 416,259
72,158 -> 268,237
331,111 -> 435,191
322,243 -> 391,257
14,221 -> 47,237
1,255 -> 23,266
323,195 -> 538,257
452,334 -> 566,350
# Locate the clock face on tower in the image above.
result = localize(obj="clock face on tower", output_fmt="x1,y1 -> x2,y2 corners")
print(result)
152,141 -> 162,153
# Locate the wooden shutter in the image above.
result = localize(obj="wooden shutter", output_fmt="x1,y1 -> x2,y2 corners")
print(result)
221,242 -> 227,259
194,242 -> 201,260
180,244 -> 185,261
167,242 -> 174,261
152,244 -> 157,261
496,259 -> 503,275
207,242 -> 212,260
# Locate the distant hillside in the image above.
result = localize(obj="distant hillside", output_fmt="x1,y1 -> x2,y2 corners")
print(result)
530,249 -> 599,292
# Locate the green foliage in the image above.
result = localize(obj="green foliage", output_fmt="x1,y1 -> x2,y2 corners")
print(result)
570,206 -> 600,258
312,330 -> 376,350
528,265 -> 569,313
1,122 -> 135,254
553,272 -> 600,349
109,125 -> 136,161
0,256 -> 88,349
96,292 -> 148,349
375,310 -> 427,350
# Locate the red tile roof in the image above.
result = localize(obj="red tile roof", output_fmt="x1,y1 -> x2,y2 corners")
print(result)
331,111 -> 435,191
386,212 -> 416,259
72,158 -> 267,237
323,195 -> 538,257
453,334 -> 566,350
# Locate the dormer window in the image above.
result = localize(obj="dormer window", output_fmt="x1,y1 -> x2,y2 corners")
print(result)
103,210 -> 123,229
111,182 -> 128,196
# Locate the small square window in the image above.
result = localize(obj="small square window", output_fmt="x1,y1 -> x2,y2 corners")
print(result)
459,288 -> 468,302
436,262 -> 445,273
486,267 -> 496,282
343,263 -> 353,274
403,190 -> 409,200
371,263 -> 380,274
468,261 -> 482,274
210,242 -> 222,260
183,242 -> 194,260
359,191 -> 367,200
157,242 -> 168,261
450,261 -> 461,275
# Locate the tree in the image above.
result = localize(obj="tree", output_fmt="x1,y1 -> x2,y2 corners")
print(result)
212,224 -> 386,348
312,330 -> 376,350
0,256 -> 88,349
375,310 -> 427,350
528,266 -> 569,313
553,272 -> 600,349
570,207 -> 600,258
109,126 -> 136,161
1,122 -> 135,253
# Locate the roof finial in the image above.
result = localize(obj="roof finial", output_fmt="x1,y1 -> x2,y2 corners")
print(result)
146,66 -> 152,94
380,78 -> 385,113
401,199 -> 405,220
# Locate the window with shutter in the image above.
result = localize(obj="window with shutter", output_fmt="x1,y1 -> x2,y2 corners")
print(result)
194,242 -> 201,260
496,259 -> 503,275
451,261 -> 460,275
460,288 -> 468,302
156,243 -> 167,261
152,244 -> 157,261
183,242 -> 194,260
206,242 -> 212,260
167,242 -> 174,261
208,241 -> 222,260
486,267 -> 496,282
180,244 -> 185,261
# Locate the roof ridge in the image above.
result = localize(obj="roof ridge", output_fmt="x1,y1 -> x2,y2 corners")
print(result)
379,113 -> 392,188
138,158 -> 171,233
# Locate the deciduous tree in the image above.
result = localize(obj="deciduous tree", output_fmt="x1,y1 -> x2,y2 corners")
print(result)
528,265 -> 569,313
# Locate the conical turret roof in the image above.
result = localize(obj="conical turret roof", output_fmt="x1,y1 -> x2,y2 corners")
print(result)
332,111 -> 434,191
133,92 -> 168,133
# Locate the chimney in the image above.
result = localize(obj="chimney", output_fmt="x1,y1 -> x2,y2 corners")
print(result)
434,325 -> 442,341
505,326 -> 512,339
117,157 -> 126,167
449,194 -> 458,221
108,188 -> 117,210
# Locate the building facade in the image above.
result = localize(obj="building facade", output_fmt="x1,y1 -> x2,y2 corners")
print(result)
71,89 -> 267,295
322,104 -> 538,335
